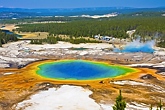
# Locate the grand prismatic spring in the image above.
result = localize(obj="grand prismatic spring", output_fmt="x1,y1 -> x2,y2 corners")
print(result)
36,60 -> 136,80
0,59 -> 164,110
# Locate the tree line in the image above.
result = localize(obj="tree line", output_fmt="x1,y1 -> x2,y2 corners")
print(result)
16,17 -> 165,47
16,17 -> 165,38
30,36 -> 101,44
0,30 -> 18,47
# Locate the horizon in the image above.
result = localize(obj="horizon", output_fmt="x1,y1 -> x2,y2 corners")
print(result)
0,6 -> 165,10
1,0 -> 165,9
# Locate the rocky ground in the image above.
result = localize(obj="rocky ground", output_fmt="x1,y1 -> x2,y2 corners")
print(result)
0,40 -> 165,68
0,40 -> 165,110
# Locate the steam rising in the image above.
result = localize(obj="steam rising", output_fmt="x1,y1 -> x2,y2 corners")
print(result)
113,38 -> 155,53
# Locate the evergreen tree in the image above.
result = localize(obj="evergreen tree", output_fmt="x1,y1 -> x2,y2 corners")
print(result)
0,41 -> 2,47
0,31 -> 18,47
113,90 -> 126,110
150,104 -> 153,110
158,99 -> 163,110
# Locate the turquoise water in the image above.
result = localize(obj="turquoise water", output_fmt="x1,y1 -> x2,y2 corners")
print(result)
36,60 -> 135,80
113,46 -> 154,53
113,39 -> 155,53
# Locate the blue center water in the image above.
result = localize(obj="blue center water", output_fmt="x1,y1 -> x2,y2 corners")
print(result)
36,60 -> 135,80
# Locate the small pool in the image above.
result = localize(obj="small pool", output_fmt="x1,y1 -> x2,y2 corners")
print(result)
113,46 -> 154,53
113,39 -> 155,53
36,60 -> 136,80
70,48 -> 87,51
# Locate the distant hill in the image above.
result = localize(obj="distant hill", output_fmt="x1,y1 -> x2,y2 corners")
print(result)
0,7 -> 133,13
0,7 -> 165,19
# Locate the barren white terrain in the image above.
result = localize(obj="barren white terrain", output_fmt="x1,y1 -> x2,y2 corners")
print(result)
0,40 -> 165,69
14,85 -> 159,110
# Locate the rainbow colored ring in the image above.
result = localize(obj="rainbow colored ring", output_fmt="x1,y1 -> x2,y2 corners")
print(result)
36,60 -> 137,80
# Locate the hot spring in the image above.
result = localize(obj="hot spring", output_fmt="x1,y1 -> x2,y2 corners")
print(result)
36,60 -> 136,80
113,39 -> 155,53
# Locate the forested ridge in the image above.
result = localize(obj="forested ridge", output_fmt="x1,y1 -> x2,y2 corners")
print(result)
0,31 -> 18,47
16,17 -> 165,38
15,17 -> 165,47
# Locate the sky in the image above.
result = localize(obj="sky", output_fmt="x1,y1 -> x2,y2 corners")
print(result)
0,0 -> 165,9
